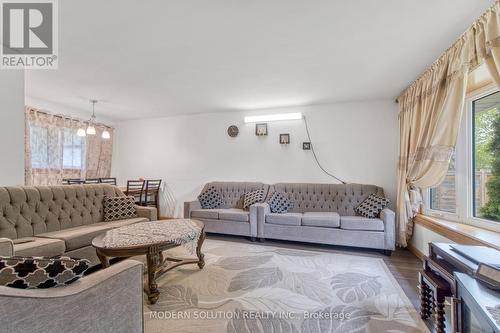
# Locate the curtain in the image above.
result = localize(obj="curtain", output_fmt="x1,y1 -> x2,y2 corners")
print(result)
396,1 -> 500,247
25,107 -> 114,186
84,126 -> 114,179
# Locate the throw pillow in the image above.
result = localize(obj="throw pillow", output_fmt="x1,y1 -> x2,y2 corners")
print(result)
198,187 -> 223,209
0,256 -> 91,289
243,189 -> 265,209
103,196 -> 138,222
355,194 -> 390,218
268,191 -> 293,213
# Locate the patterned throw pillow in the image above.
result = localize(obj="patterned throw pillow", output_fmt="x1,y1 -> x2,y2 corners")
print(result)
0,256 -> 91,289
198,187 -> 223,209
103,196 -> 138,222
355,194 -> 390,218
268,191 -> 293,213
243,189 -> 265,209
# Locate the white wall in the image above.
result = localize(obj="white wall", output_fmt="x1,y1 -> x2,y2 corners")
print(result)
113,100 -> 398,216
0,71 -> 25,186
411,224 -> 454,256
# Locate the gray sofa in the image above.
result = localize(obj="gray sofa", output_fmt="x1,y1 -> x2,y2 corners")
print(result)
0,259 -> 144,333
0,184 -> 154,332
0,184 -> 157,261
184,181 -> 269,240
255,183 -> 395,254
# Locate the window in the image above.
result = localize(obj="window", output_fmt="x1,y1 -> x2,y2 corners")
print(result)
62,128 -> 84,169
472,91 -> 499,222
426,87 -> 500,231
30,126 -> 85,170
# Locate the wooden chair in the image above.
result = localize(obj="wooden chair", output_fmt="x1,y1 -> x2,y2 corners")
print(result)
143,179 -> 162,218
84,179 -> 100,184
125,180 -> 145,205
99,177 -> 117,185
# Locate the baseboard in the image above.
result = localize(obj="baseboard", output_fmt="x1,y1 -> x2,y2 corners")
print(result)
407,242 -> 424,261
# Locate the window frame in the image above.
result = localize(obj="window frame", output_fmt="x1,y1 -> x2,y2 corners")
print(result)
424,83 -> 500,233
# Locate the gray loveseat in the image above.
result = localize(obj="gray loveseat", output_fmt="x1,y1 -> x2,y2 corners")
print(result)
255,183 -> 395,254
184,181 -> 269,240
0,184 -> 157,260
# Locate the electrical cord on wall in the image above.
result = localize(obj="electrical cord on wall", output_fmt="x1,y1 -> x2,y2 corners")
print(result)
303,115 -> 347,184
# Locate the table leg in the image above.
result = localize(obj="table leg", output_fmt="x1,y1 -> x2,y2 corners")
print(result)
196,230 -> 206,269
419,273 -> 432,319
96,249 -> 110,268
146,245 -> 160,304
434,294 -> 446,333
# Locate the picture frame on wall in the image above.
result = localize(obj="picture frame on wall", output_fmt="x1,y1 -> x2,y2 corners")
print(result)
280,133 -> 290,144
302,142 -> 311,150
255,123 -> 268,136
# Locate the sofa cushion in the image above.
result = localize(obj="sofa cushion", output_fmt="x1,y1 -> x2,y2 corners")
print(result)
14,237 -> 66,257
268,192 -> 293,213
301,212 -> 340,228
191,209 -> 220,220
198,187 -> 222,209
265,213 -> 302,226
0,256 -> 91,289
355,194 -> 390,218
38,217 -> 148,251
103,196 -> 138,221
218,209 -> 249,222
340,216 -> 384,231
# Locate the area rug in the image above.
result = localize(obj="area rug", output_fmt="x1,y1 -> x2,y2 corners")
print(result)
144,239 -> 428,333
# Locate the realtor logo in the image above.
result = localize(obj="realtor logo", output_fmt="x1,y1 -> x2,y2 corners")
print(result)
1,0 -> 58,69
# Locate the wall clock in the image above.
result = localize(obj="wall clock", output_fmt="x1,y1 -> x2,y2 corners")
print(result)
227,125 -> 239,137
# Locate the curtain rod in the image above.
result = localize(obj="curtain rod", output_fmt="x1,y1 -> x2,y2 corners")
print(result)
27,107 -> 114,129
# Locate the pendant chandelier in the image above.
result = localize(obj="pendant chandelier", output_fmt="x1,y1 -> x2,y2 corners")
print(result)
77,99 -> 110,139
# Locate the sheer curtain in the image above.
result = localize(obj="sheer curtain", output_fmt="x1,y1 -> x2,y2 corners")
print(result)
25,107 -> 114,186
396,1 -> 500,247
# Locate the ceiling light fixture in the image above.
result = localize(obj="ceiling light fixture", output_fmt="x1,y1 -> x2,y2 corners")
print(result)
77,100 -> 110,139
243,112 -> 302,123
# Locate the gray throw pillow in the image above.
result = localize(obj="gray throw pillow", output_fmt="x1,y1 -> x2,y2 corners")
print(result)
268,191 -> 293,213
103,196 -> 138,221
0,256 -> 91,289
198,187 -> 222,209
355,194 -> 390,218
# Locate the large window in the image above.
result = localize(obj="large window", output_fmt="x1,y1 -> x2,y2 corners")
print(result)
30,126 -> 85,170
426,87 -> 500,230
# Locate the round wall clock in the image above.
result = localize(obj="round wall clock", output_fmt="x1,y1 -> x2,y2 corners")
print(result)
227,125 -> 239,137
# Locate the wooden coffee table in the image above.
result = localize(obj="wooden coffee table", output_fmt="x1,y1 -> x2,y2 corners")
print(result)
92,219 -> 205,304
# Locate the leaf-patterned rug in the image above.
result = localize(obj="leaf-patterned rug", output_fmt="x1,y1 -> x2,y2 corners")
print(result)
144,239 -> 429,333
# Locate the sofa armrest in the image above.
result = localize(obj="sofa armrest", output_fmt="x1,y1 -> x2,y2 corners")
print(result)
184,200 -> 201,218
0,238 -> 13,257
380,208 -> 396,251
0,259 -> 144,333
136,205 -> 157,221
253,202 -> 271,238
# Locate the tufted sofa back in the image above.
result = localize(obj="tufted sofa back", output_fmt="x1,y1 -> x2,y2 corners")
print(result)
0,184 -> 123,239
202,182 -> 270,209
268,183 -> 385,216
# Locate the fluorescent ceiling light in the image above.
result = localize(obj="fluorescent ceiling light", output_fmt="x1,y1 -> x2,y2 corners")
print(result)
244,112 -> 302,123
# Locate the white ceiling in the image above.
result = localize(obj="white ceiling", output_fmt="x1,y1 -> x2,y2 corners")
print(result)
25,0 -> 494,121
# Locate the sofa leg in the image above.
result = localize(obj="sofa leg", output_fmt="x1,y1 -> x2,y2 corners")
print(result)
250,237 -> 256,242
383,250 -> 392,256
258,238 -> 265,243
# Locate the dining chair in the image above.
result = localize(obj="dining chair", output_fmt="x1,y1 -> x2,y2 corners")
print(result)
143,179 -> 162,219
99,177 -> 117,185
84,178 -> 100,184
66,179 -> 84,185
125,180 -> 146,205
